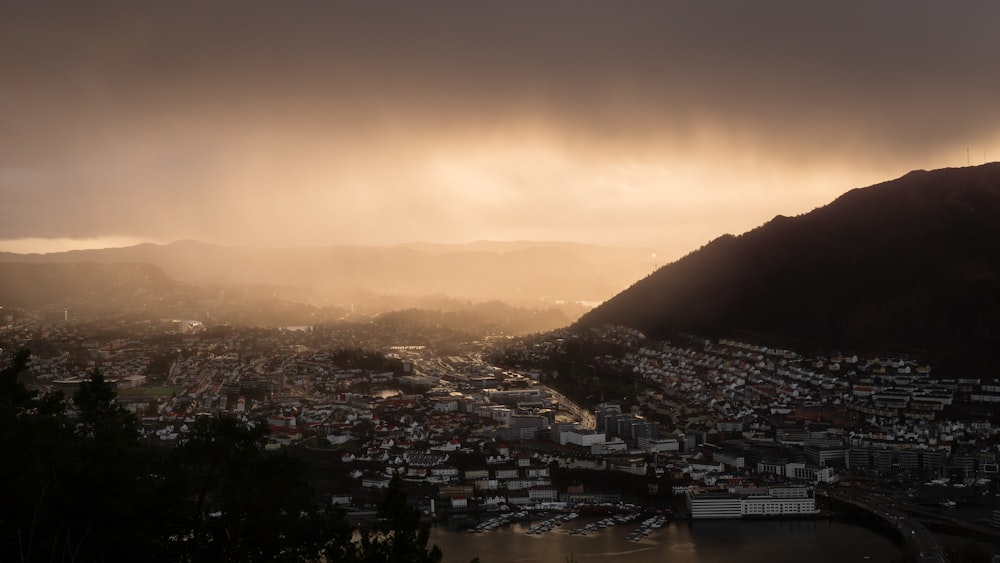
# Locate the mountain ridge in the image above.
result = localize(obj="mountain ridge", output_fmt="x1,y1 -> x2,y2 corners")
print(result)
577,163 -> 1000,373
0,240 -> 657,306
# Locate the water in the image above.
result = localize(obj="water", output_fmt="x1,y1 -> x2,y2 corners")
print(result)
430,518 -> 901,563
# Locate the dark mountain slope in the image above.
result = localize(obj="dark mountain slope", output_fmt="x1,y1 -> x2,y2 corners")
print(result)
577,163 -> 1000,372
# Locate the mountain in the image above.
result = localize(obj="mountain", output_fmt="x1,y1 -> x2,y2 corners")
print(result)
0,241 -> 656,307
577,163 -> 1000,374
0,262 -> 176,311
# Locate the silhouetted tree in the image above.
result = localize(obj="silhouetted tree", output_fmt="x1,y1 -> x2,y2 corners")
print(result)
160,416 -> 355,562
357,475 -> 442,563
0,353 -> 156,561
0,348 -> 34,415
0,350 -> 444,563
74,368 -> 139,443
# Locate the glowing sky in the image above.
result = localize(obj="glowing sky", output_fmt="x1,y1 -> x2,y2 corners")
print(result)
3,1 -> 1000,259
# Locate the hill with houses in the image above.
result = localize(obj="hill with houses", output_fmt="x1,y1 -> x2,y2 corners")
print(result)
577,163 -> 1000,375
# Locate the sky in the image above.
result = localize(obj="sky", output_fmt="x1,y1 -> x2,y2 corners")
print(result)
3,1 -> 1000,259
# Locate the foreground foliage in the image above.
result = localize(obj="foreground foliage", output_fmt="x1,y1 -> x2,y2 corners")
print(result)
0,350 -> 442,562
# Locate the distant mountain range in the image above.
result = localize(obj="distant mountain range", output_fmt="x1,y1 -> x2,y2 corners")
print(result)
0,240 -> 655,306
578,163 -> 1000,374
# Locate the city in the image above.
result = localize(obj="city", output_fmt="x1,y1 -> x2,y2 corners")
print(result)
6,2 -> 1000,561
3,307 -> 999,561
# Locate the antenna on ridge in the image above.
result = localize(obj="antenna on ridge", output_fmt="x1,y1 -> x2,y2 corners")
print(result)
967,147 -> 970,166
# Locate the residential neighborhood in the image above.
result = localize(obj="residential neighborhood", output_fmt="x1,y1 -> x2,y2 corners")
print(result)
3,309 -> 1000,560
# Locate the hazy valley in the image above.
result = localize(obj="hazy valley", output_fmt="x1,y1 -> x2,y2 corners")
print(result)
0,240 -> 658,336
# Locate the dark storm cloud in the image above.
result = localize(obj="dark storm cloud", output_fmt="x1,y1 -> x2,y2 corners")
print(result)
7,2 -> 998,143
2,1 -> 1000,246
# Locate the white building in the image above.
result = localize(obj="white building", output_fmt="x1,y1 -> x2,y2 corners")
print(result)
639,437 -> 680,452
561,429 -> 607,447
740,486 -> 817,516
713,451 -> 746,469
686,491 -> 742,518
687,486 -> 817,519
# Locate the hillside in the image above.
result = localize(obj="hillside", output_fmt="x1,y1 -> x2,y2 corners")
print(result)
0,262 -> 176,311
577,163 -> 1000,373
0,241 -> 654,307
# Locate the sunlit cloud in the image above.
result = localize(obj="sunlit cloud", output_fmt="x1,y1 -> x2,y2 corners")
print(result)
2,1 -> 1000,257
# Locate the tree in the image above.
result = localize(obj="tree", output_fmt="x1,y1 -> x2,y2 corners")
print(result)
1,352 -> 157,562
1,350 -> 446,562
0,348 -> 34,417
74,368 -> 138,443
161,416 -> 355,562
356,475 -> 442,563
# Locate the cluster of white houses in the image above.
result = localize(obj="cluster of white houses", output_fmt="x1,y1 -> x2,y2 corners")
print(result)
686,485 -> 817,519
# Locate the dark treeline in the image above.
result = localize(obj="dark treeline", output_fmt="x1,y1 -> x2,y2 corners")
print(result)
0,350 -> 444,563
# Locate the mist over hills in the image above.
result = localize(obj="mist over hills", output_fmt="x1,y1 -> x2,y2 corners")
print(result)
10,163 -> 1000,363
0,241 -> 656,334
578,163 -> 1000,374
0,240 -> 653,306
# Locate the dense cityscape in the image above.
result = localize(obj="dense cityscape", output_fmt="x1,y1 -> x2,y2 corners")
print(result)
3,305 -> 1000,562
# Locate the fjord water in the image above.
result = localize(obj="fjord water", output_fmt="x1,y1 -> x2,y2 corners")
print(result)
431,518 -> 900,563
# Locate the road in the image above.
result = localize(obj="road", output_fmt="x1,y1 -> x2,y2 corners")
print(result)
410,351 -> 596,428
822,490 -> 948,562
539,384 -> 595,429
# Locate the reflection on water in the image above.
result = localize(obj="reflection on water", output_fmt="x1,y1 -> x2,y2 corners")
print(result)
430,518 -> 901,563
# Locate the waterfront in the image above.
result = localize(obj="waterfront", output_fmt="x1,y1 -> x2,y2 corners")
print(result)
430,518 -> 901,563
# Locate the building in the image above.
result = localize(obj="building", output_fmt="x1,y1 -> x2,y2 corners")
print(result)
626,418 -> 660,442
362,474 -> 392,489
775,427 -> 809,445
560,429 -> 606,448
713,451 -> 746,470
599,404 -> 659,444
898,448 -> 947,476
550,421 -> 580,442
687,486 -> 817,519
496,425 -> 540,442
563,490 -> 622,505
785,463 -> 837,484
686,490 -> 742,519
485,388 -> 542,405
639,437 -> 679,452
804,445 -> 849,467
591,437 -> 628,455
741,486 -> 817,517
848,446 -> 897,472
596,403 -> 624,433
